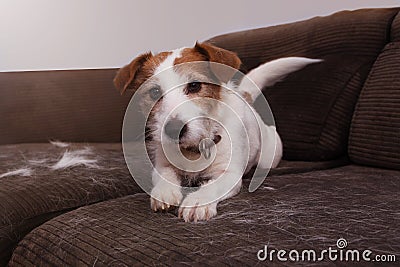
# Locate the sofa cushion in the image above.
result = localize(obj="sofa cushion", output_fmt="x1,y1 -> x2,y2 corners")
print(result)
349,42 -> 400,170
257,55 -> 372,160
0,143 -> 142,266
208,8 -> 400,161
0,142 -> 346,265
9,165 -> 400,266
391,11 -> 400,41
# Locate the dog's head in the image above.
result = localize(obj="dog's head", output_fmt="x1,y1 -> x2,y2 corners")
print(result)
114,42 -> 241,150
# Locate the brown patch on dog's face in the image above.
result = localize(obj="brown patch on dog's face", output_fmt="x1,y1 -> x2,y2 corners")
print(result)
173,47 -> 224,111
172,43 -> 243,110
113,52 -> 153,94
185,82 -> 222,114
174,47 -> 207,65
194,42 -> 241,70
124,52 -> 175,115
114,51 -> 173,95
142,51 -> 172,76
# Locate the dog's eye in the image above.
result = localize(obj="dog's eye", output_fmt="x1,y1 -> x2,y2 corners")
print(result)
186,81 -> 202,94
149,86 -> 162,100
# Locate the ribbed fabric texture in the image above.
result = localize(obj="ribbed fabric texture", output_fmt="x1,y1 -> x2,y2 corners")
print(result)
208,8 -> 400,161
0,69 -> 134,145
9,165 -> 400,266
207,8 -> 399,71
349,42 -> 400,170
0,142 -> 346,265
0,143 -> 142,266
261,55 -> 373,160
392,11 -> 400,41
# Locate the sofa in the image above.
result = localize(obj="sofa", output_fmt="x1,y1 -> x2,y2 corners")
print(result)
1,7 -> 399,266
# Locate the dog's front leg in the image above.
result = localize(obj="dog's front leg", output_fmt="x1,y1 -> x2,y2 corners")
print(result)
150,166 -> 183,212
178,170 -> 243,222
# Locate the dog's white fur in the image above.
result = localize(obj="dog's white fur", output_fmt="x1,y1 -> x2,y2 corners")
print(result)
242,57 -> 322,102
50,147 -> 99,170
0,142 -> 100,179
144,49 -> 321,222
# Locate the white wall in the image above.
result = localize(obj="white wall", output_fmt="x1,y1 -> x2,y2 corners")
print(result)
0,0 -> 398,71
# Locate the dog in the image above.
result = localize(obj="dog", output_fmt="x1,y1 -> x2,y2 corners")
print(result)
114,42 -> 320,222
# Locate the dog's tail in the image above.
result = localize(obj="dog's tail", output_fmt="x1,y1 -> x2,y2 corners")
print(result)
238,57 -> 322,103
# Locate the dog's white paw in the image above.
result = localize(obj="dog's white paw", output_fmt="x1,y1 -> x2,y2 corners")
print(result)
178,192 -> 218,222
150,184 -> 183,212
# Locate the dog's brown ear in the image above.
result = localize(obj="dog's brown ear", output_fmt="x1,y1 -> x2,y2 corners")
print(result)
114,52 -> 152,95
194,42 -> 241,69
194,42 -> 241,83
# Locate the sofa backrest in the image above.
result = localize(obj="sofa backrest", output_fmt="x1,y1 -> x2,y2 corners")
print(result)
208,8 -> 400,161
2,7 -> 399,166
0,69 -> 132,145
349,11 -> 400,170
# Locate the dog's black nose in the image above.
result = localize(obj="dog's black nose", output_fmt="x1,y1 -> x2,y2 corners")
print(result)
164,119 -> 187,140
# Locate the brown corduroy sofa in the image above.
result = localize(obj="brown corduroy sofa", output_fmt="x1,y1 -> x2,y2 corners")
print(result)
1,8 -> 400,266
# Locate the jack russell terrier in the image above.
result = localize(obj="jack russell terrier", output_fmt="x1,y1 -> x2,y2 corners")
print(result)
114,42 -> 320,222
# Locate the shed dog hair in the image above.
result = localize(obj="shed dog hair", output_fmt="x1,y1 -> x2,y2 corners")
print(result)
115,42 -> 320,222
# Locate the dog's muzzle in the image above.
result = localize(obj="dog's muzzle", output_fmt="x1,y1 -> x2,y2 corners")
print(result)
164,118 -> 222,159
